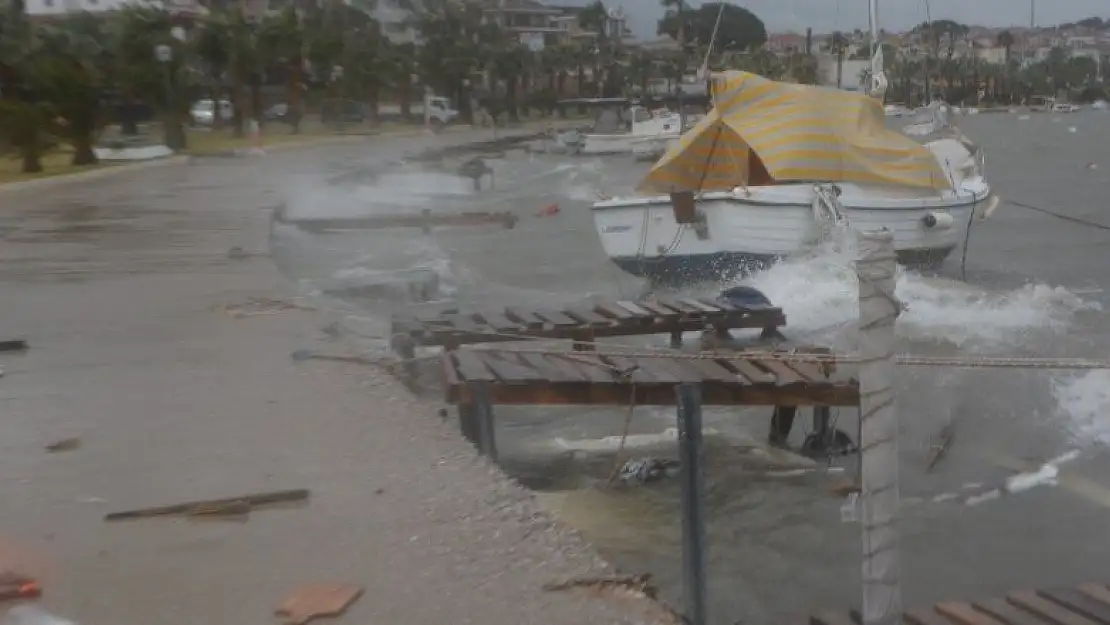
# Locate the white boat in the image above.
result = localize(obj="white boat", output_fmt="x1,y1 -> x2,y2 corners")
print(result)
578,106 -> 686,156
589,71 -> 996,285
884,103 -> 913,117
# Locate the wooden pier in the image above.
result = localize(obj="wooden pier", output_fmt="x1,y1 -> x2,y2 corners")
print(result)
441,347 -> 856,460
391,296 -> 787,357
812,583 -> 1110,625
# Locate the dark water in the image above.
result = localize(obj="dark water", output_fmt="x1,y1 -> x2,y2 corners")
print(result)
271,111 -> 1110,624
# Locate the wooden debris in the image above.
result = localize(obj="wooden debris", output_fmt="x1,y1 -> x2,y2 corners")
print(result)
44,437 -> 81,453
926,420 -> 957,473
543,573 -> 657,598
185,499 -> 252,518
276,583 -> 363,625
224,297 -> 315,319
0,572 -> 42,603
0,340 -> 27,353
105,488 -> 309,521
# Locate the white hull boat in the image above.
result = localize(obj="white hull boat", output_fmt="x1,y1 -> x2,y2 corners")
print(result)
579,111 -> 686,156
593,137 -> 994,284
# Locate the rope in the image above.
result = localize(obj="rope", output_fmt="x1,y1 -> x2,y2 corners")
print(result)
1008,199 -> 1110,232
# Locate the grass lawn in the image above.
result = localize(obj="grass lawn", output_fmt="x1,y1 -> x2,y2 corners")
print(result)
0,147 -> 113,185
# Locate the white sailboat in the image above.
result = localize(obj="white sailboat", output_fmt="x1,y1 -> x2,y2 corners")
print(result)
588,3 -> 996,285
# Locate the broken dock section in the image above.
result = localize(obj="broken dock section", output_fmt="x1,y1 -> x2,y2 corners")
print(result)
441,347 -> 856,460
390,296 -> 787,356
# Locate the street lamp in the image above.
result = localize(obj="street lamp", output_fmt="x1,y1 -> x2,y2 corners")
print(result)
153,43 -> 180,150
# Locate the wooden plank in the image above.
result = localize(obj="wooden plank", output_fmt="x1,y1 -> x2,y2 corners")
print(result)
682,298 -> 721,313
1079,585 -> 1110,608
1039,589 -> 1110,625
603,355 -> 658,383
657,296 -> 702,315
632,357 -> 704,384
517,353 -> 588,382
533,309 -> 580,327
505,307 -> 546,329
479,351 -> 546,382
682,357 -> 738,383
452,351 -> 498,382
938,602 -> 1009,625
563,307 -> 612,327
1009,591 -> 1102,625
752,358 -> 805,385
721,358 -> 774,384
781,357 -> 829,382
638,300 -> 683,319
975,598 -> 1051,625
477,312 -> 522,333
558,354 -> 619,383
906,608 -> 961,625
594,299 -> 636,321
615,300 -> 654,317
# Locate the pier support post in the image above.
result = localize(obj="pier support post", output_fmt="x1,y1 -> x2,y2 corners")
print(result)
676,383 -> 708,625
472,383 -> 498,462
856,228 -> 903,625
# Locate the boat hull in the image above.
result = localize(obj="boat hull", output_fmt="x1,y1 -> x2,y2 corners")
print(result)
591,182 -> 989,284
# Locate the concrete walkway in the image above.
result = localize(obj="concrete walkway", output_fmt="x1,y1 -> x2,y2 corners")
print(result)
0,128 -> 663,625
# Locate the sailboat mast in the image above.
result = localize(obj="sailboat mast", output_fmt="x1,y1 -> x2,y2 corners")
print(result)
866,0 -> 887,101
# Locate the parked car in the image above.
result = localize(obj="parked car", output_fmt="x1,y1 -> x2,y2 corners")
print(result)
190,99 -> 233,126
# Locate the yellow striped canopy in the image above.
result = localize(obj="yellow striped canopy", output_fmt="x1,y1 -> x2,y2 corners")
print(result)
638,71 -> 951,194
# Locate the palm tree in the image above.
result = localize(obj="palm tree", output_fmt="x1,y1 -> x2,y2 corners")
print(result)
996,30 -> 1015,65
1,4 -> 51,172
829,31 -> 848,88
35,14 -> 110,165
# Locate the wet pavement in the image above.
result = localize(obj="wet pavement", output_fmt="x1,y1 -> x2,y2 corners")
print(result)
3,112 -> 1110,625
0,127 -> 664,625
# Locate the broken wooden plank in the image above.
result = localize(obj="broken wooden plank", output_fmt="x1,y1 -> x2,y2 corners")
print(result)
276,583 -> 363,625
105,489 -> 309,521
926,421 -> 957,473
1008,590 -> 1101,625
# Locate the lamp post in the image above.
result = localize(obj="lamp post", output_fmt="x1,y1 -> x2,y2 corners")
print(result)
155,27 -> 188,151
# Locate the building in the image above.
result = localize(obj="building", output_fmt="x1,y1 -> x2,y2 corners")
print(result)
766,32 -> 806,55
484,0 -> 565,51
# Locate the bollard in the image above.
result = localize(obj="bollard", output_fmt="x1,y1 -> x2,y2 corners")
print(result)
856,228 -> 903,625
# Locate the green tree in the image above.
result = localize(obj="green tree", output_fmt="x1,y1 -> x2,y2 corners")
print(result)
657,2 -> 766,53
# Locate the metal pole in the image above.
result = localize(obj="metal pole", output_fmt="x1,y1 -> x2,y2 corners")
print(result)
856,228 -> 902,625
675,0 -> 685,130
676,383 -> 708,625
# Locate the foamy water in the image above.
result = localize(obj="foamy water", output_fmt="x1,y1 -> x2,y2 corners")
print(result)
741,246 -> 1097,347
1053,371 -> 1110,446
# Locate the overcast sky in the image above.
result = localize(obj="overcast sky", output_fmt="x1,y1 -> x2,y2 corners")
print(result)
568,0 -> 1108,39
